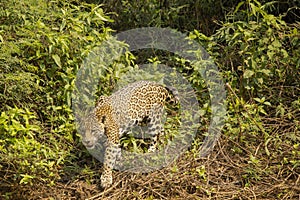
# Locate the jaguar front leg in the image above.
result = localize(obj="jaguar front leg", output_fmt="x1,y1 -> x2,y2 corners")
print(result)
101,142 -> 120,188
96,110 -> 121,188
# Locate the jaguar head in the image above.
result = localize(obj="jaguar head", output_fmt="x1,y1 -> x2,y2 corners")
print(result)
81,113 -> 106,149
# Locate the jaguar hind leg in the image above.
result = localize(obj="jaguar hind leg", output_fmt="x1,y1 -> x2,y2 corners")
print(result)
147,104 -> 165,153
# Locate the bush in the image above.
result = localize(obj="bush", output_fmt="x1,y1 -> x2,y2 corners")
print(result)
190,0 -> 299,186
0,0 -> 114,185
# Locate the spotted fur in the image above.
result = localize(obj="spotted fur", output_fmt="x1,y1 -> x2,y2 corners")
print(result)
81,80 -> 178,188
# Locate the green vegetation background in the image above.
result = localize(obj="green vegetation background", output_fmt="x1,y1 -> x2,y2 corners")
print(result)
0,0 -> 299,199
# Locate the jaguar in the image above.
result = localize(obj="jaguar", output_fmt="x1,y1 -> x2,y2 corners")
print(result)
80,80 -> 179,188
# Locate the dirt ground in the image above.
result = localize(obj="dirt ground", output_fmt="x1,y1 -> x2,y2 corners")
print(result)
4,134 -> 299,200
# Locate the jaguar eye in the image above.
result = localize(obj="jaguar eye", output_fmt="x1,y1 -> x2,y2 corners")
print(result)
91,126 -> 98,133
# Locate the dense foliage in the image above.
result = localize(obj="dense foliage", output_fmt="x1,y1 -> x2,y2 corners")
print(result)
0,0 -> 299,199
0,0 -> 113,187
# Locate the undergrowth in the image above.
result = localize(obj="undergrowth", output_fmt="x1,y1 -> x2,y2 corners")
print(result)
0,0 -> 299,199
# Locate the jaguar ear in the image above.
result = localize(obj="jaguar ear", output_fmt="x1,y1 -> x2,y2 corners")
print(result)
97,96 -> 108,105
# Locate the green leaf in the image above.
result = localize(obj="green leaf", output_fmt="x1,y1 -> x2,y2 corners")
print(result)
260,69 -> 271,76
263,101 -> 271,106
281,49 -> 289,58
52,54 -> 62,68
94,8 -> 113,22
20,174 -> 34,184
272,39 -> 282,48
233,1 -> 244,14
243,69 -> 255,78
